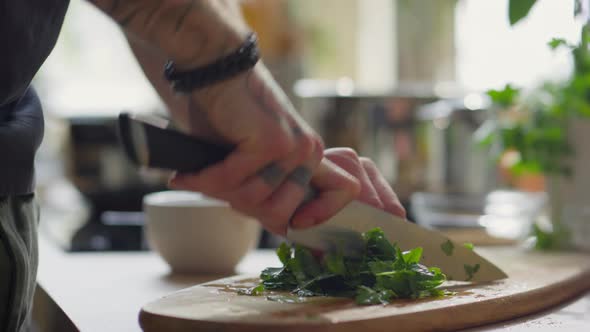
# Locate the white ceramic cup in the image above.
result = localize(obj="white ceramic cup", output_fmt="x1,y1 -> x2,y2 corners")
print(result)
143,191 -> 261,274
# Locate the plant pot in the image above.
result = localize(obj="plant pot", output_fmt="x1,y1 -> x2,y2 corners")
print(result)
546,119 -> 590,251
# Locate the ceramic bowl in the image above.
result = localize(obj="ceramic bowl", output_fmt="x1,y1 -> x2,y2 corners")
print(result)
143,191 -> 261,274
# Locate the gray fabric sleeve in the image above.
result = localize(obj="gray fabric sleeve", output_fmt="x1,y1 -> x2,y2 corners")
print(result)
0,194 -> 39,332
0,0 -> 70,106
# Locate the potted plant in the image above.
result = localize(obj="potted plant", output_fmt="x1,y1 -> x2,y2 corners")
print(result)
479,0 -> 590,250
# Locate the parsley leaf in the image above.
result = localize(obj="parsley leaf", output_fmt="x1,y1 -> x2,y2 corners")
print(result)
440,240 -> 454,256
238,284 -> 265,296
464,264 -> 481,281
276,242 -> 291,265
402,247 -> 423,265
355,286 -> 395,305
325,251 -> 347,275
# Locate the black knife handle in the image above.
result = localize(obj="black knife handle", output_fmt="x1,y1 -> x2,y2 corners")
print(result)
118,113 -> 234,173
118,112 -> 318,204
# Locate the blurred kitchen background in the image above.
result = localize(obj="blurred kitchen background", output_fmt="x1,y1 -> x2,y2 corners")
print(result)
32,0 -> 584,252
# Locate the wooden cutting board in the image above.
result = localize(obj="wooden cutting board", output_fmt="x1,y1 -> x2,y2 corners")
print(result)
139,247 -> 590,332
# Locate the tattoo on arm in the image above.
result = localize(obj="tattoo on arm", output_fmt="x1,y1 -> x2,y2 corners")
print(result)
186,97 -> 228,141
142,4 -> 162,27
89,0 -> 204,34
176,1 -> 196,32
244,68 -> 305,139
119,6 -> 143,27
245,70 -> 281,121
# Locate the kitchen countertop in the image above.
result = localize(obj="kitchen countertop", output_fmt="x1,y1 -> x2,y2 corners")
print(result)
35,234 -> 590,332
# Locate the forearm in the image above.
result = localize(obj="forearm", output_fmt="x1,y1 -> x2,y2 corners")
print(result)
126,31 -> 300,142
125,35 -> 191,129
89,0 -> 261,134
88,0 -> 248,67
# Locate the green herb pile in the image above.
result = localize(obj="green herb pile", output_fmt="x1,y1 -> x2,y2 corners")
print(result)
243,228 -> 447,305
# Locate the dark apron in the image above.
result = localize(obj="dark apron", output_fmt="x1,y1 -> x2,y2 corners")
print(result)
0,87 -> 44,332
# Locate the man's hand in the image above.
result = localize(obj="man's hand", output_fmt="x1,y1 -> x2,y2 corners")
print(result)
89,0 -> 404,235
289,148 -> 406,229
166,63 -> 342,235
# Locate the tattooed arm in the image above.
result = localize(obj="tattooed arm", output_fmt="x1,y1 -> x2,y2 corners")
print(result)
88,0 -> 404,234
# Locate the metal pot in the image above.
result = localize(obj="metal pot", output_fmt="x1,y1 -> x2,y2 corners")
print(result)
416,97 -> 496,195
297,83 -> 437,202
297,83 -> 495,202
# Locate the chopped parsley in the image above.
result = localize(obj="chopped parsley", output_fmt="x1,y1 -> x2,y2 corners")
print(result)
464,264 -> 481,281
441,240 -> 454,256
242,228 -> 447,305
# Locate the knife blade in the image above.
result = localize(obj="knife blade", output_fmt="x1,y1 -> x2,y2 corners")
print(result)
117,112 -> 508,282
287,201 -> 507,282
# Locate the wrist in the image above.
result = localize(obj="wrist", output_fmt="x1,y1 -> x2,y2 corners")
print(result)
169,25 -> 249,70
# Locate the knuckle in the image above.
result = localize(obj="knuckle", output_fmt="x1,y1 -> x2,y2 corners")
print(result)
359,157 -> 376,169
294,135 -> 315,163
340,147 -> 359,160
314,135 -> 326,153
347,176 -> 362,198
265,131 -> 296,158
326,147 -> 359,161
310,137 -> 325,164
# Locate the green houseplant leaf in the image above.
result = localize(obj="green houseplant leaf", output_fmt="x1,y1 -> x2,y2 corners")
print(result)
508,0 -> 538,25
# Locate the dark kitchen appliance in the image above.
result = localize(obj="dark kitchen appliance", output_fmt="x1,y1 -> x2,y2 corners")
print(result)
62,115 -> 169,251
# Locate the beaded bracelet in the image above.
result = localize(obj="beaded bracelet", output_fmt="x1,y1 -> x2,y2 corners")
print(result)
164,33 -> 260,93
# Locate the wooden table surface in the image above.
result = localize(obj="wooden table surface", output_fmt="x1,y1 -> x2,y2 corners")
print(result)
35,235 -> 590,332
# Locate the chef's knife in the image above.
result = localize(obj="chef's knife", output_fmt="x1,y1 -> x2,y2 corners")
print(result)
118,112 -> 507,282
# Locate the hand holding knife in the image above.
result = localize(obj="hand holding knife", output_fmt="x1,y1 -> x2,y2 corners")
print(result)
118,112 -> 508,282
